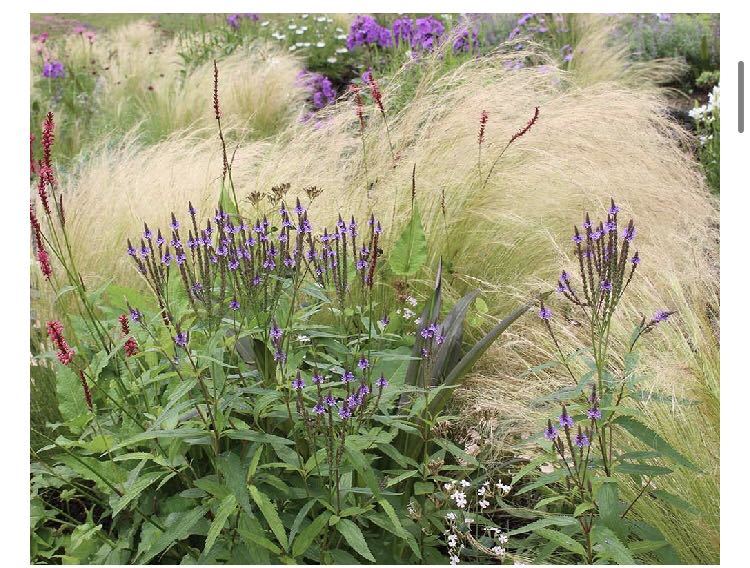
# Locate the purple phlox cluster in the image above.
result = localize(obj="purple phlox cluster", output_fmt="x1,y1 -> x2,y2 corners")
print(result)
391,16 -> 413,45
346,15 -> 392,50
297,70 -> 337,110
226,13 -> 259,28
412,16 -> 445,51
452,25 -> 479,53
42,60 -> 65,79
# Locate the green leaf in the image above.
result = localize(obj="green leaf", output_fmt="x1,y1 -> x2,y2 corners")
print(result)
413,481 -> 434,495
344,444 -> 380,498
508,515 -> 578,536
614,416 -> 697,470
111,472 -> 163,517
225,429 -> 294,446
249,485 -> 288,551
595,479 -> 621,532
512,454 -> 554,485
616,462 -> 673,477
650,489 -> 699,515
292,511 -> 331,558
378,499 -> 421,559
335,518 -> 376,562
573,502 -> 595,517
388,204 -> 427,276
592,524 -> 634,565
533,527 -> 586,557
56,365 -> 90,427
204,494 -> 237,555
289,499 -> 317,547
139,504 -> 209,563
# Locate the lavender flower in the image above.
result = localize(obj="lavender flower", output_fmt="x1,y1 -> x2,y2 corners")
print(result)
312,373 -> 325,385
357,357 -> 369,369
129,308 -> 142,322
600,280 -> 613,292
338,407 -> 352,420
574,432 -> 590,447
229,299 -> 240,311
375,374 -> 388,388
587,407 -> 602,421
313,402 -> 326,415
324,394 -> 337,406
543,422 -> 559,441
559,411 -> 574,429
342,369 -> 356,383
291,373 -> 305,390
539,306 -> 552,320
174,332 -> 188,348
270,323 -> 283,342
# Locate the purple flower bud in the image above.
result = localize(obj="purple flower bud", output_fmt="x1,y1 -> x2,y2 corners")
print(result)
312,373 -> 325,385
313,402 -> 326,415
544,422 -> 558,441
229,299 -> 240,311
324,394 -> 337,406
357,357 -> 369,370
587,407 -> 602,421
342,369 -> 356,383
375,374 -> 389,388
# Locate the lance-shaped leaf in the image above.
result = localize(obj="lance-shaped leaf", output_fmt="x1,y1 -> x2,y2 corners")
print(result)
428,300 -> 533,416
388,204 -> 427,276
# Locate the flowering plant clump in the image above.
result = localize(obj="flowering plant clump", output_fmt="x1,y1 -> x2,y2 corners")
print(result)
346,14 -> 392,50
296,69 -> 337,111
510,201 -> 696,564
30,69 -> 534,561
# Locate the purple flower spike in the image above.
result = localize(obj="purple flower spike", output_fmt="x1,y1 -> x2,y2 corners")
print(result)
313,402 -> 326,415
543,422 -> 558,441
229,299 -> 240,311
291,373 -> 305,390
270,323 -> 283,342
587,407 -> 602,421
559,413 -> 574,429
324,394 -> 337,407
338,407 -> 353,420
539,306 -> 552,320
342,369 -> 356,383
600,280 -> 613,292
574,432 -> 590,447
357,357 -> 369,370
375,374 -> 389,388
312,372 -> 325,385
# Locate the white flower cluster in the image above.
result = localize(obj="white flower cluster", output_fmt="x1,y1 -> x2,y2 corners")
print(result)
688,84 -> 720,122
